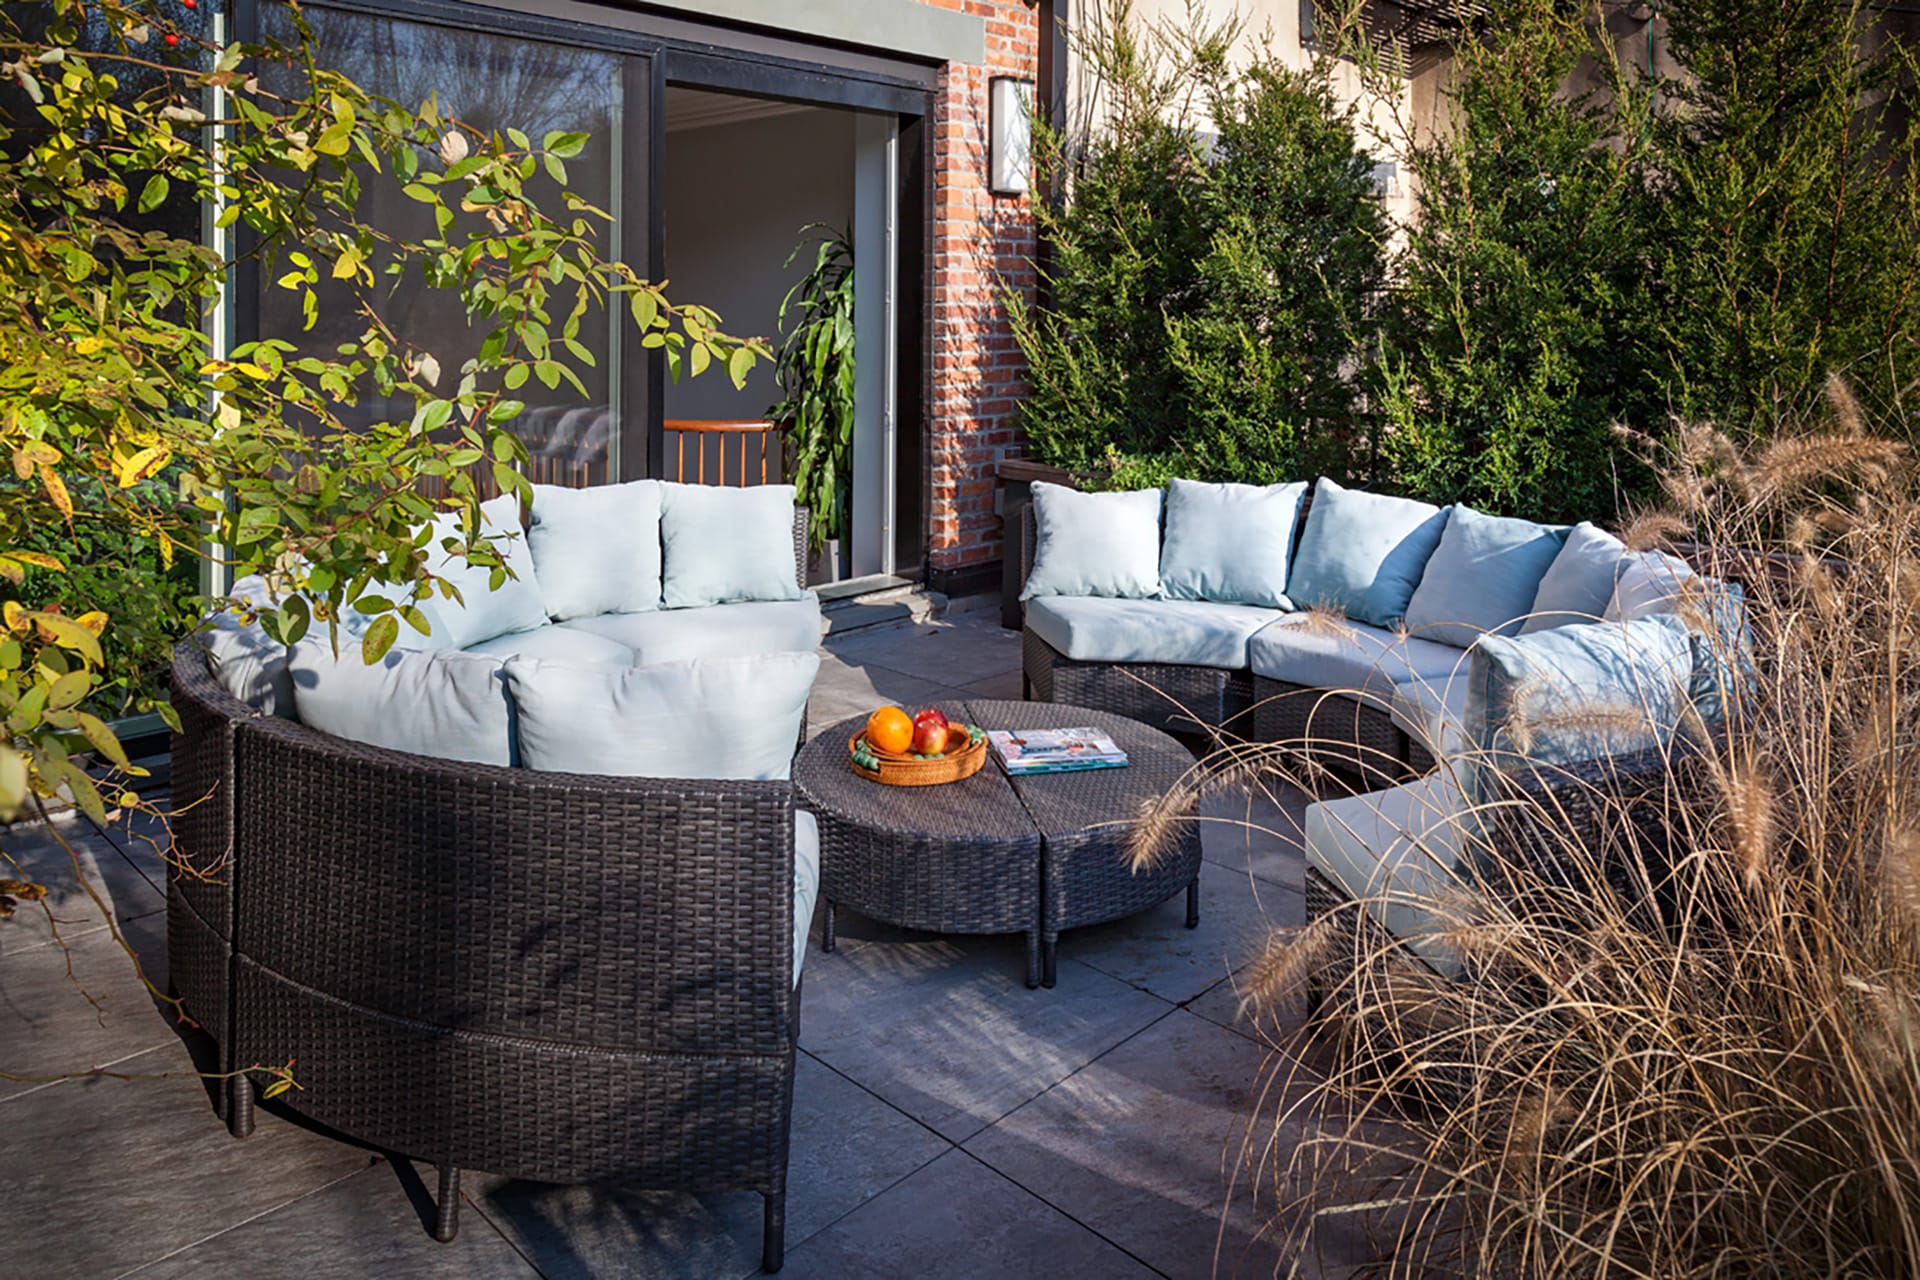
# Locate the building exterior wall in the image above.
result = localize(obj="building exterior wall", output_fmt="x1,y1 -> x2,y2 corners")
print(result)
914,0 -> 1042,591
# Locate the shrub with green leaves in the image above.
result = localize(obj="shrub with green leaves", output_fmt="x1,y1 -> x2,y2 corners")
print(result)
1010,0 -> 1388,488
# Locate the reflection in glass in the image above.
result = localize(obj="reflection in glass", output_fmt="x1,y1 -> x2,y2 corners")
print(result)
257,8 -> 623,490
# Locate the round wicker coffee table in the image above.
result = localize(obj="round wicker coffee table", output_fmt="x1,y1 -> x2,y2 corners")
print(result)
793,699 -> 1203,988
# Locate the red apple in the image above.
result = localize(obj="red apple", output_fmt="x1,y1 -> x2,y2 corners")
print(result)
913,707 -> 948,733
911,718 -> 948,756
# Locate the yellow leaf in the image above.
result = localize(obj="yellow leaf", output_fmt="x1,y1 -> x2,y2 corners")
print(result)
1,601 -> 25,633
39,465 -> 71,520
115,445 -> 170,488
8,551 -> 63,572
76,611 -> 107,636
73,335 -> 107,355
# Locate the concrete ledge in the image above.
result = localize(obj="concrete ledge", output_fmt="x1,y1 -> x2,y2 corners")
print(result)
633,0 -> 985,65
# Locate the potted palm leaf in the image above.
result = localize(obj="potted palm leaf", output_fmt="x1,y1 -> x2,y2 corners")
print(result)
768,224 -> 855,583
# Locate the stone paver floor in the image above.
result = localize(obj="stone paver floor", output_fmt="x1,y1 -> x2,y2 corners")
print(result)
0,606 -> 1337,1279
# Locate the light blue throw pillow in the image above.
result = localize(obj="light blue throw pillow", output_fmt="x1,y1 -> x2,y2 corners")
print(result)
1520,522 -> 1628,634
1403,505 -> 1569,647
659,482 -> 806,608
1463,615 -> 1694,804
288,643 -> 513,767
527,479 -> 663,619
1286,479 -> 1451,628
505,651 -> 820,781
423,493 -> 550,650
1158,477 -> 1308,608
1020,481 -> 1163,601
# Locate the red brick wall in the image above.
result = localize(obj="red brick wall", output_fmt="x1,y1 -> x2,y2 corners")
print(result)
916,0 -> 1039,585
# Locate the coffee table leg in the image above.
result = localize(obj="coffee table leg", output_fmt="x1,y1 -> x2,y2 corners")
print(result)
822,900 -> 838,954
1042,933 -> 1058,989
1024,930 -> 1041,989
1186,877 -> 1200,929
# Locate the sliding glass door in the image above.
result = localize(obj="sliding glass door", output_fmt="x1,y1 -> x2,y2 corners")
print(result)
251,4 -> 649,489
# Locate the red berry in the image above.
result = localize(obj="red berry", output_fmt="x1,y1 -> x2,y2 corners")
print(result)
184,0 -> 198,7
164,32 -> 180,46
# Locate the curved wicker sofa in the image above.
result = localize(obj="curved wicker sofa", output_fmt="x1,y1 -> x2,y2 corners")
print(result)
168,646 -> 803,1272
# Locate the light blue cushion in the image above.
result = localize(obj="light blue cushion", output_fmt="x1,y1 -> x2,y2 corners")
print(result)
462,624 -> 635,666
423,493 -> 551,649
794,810 -> 820,987
1304,773 -> 1480,976
504,651 -> 820,781
1464,616 -> 1694,803
1520,522 -> 1627,633
527,480 -> 663,619
1158,477 -> 1308,608
1403,505 -> 1569,647
1286,479 -> 1451,628
1025,596 -> 1283,669
197,616 -> 292,717
558,597 -> 822,665
1247,614 -> 1466,699
288,643 -> 512,767
658,482 -> 804,608
1019,482 -> 1163,600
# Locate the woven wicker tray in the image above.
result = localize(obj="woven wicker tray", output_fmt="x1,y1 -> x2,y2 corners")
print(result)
848,724 -> 988,786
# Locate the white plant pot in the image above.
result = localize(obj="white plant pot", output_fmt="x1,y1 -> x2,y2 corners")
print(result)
806,538 -> 843,586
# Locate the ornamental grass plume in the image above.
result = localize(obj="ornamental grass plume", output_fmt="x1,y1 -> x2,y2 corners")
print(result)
1243,385 -> 1920,1278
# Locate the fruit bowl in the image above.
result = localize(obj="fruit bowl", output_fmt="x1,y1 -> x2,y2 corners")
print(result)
848,722 -> 988,786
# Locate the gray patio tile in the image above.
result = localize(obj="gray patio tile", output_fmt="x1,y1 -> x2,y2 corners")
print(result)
797,933 -> 1172,1142
961,668 -> 1026,700
0,906 -> 175,1103
1063,860 -> 1291,1006
0,1040 -> 373,1279
1185,965 -> 1307,1050
964,1007 -> 1283,1280
824,615 -> 1023,689
779,1148 -> 1160,1280
806,658 -> 973,739
1199,782 -> 1312,892
0,813 -> 167,953
469,1053 -> 950,1280
123,1162 -> 540,1279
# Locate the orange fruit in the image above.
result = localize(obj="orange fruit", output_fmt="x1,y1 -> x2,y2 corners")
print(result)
865,705 -> 914,755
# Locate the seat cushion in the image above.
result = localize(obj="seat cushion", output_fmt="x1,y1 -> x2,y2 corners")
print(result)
527,479 -> 664,619
1020,481 -> 1164,601
1305,772 -> 1479,975
504,652 -> 820,781
1386,666 -> 1472,762
1024,596 -> 1284,669
794,809 -> 820,988
462,624 -> 635,666
658,482 -> 805,608
1247,613 -> 1467,699
1521,522 -> 1627,633
558,597 -> 823,665
288,644 -> 513,766
1158,477 -> 1307,608
1286,479 -> 1452,628
423,493 -> 551,649
1403,505 -> 1568,647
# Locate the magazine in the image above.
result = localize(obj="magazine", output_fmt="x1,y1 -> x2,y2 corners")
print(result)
987,727 -> 1129,775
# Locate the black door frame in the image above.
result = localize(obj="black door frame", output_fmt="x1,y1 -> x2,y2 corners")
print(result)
234,0 -> 935,579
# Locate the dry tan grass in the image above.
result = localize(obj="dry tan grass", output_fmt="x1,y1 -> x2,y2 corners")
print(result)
1234,390 -> 1920,1277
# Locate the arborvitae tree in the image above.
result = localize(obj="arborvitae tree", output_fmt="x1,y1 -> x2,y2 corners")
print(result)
1647,0 -> 1920,433
1375,0 -> 1659,520
1010,1 -> 1387,487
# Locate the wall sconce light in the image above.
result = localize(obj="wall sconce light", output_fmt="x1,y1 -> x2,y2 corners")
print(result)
989,76 -> 1032,196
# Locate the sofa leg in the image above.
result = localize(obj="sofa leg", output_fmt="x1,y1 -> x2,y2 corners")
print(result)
226,1073 -> 254,1139
821,900 -> 837,954
762,1189 -> 787,1273
1186,877 -> 1201,929
1024,930 -> 1041,989
1042,934 -> 1059,989
432,1163 -> 461,1242
1021,671 -> 1032,700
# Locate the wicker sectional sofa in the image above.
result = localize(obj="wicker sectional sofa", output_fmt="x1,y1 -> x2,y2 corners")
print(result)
172,489 -> 824,1272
